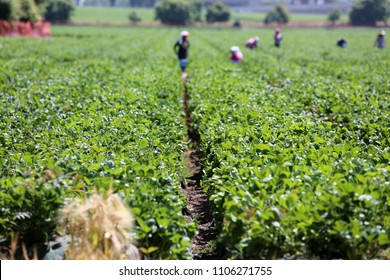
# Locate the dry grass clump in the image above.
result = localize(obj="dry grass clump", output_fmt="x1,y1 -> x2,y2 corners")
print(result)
60,190 -> 140,260
379,249 -> 390,260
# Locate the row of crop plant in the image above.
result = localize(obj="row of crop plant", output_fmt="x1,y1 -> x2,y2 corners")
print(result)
0,26 -> 195,259
188,28 -> 390,259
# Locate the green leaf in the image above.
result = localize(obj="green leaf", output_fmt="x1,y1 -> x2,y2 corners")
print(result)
156,217 -> 170,228
136,217 -> 151,233
378,233 -> 390,245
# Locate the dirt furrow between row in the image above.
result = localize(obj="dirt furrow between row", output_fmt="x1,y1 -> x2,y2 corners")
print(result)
180,72 -> 219,259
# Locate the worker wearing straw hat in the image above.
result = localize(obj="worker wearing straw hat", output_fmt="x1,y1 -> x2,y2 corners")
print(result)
174,31 -> 190,72
374,30 -> 386,49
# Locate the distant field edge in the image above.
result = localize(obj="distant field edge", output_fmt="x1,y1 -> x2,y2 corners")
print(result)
62,21 -> 390,29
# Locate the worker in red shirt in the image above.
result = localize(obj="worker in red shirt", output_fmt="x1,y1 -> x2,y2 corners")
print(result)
274,27 -> 283,47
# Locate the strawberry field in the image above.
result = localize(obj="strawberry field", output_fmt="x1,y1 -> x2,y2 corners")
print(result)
0,26 -> 389,260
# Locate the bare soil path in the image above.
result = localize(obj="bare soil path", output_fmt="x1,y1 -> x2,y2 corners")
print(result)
180,72 -> 220,259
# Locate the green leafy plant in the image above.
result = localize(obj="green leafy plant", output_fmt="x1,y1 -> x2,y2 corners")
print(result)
0,170 -> 65,259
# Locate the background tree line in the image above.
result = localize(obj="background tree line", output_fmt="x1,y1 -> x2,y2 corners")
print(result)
1,0 -> 388,26
77,0 -> 359,7
0,0 -> 74,22
153,0 -> 389,26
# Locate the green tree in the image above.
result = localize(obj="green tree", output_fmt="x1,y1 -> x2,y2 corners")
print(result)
128,11 -> 141,25
264,3 -> 289,24
206,2 -> 231,23
44,0 -> 74,23
0,0 -> 50,22
328,8 -> 341,24
190,0 -> 202,22
19,0 -> 41,22
33,0 -> 49,16
0,0 -> 15,21
349,0 -> 390,26
155,0 -> 200,25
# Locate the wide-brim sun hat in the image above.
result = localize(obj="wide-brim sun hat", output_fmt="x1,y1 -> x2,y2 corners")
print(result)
231,46 -> 240,52
181,31 -> 190,37
379,30 -> 386,36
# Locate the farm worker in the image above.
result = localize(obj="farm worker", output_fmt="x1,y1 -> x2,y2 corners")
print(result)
274,27 -> 283,47
245,36 -> 259,50
337,37 -> 347,48
174,31 -> 190,72
230,46 -> 243,64
374,30 -> 386,49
